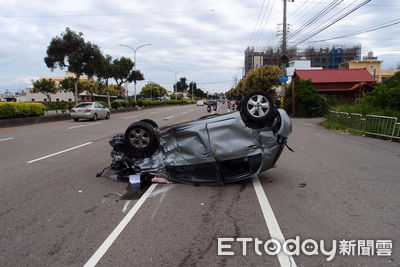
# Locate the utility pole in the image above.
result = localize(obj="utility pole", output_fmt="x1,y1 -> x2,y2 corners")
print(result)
281,0 -> 288,97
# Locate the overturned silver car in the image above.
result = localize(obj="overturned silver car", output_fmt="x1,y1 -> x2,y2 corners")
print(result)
109,91 -> 292,185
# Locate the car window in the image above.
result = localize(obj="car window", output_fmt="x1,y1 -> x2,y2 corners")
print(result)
76,103 -> 92,108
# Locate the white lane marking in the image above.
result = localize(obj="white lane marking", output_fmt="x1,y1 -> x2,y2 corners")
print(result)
124,115 -> 139,119
67,122 -> 101,130
252,175 -> 297,267
0,137 -> 14,142
181,112 -> 188,115
122,200 -> 131,213
27,142 -> 93,164
190,109 -> 196,111
164,115 -> 175,120
84,184 -> 158,267
151,111 -> 158,114
151,189 -> 167,220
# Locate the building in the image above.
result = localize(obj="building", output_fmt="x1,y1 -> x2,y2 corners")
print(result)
25,72 -> 90,102
244,45 -> 361,75
339,52 -> 400,82
286,59 -> 322,82
293,68 -> 375,101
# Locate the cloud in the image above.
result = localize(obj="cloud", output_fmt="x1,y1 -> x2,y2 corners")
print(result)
1,0 -> 399,94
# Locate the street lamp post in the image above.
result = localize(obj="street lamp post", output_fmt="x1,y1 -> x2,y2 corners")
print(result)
119,43 -> 151,101
168,70 -> 183,100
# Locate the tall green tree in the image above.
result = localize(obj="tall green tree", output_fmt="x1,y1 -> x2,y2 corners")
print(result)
95,54 -> 114,108
141,82 -> 167,99
31,78 -> 58,102
112,57 -> 144,100
44,28 -> 103,105
176,77 -> 189,93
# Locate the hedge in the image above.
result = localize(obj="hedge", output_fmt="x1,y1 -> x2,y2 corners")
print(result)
45,101 -> 74,111
0,102 -> 46,119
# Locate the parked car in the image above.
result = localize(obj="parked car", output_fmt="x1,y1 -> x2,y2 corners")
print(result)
108,91 -> 292,185
70,102 -> 111,121
196,100 -> 205,106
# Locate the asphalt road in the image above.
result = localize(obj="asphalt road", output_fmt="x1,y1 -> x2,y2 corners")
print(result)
0,104 -> 399,266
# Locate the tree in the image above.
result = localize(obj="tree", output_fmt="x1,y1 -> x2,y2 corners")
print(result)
141,82 -> 167,99
95,54 -> 114,108
241,65 -> 281,95
368,71 -> 400,110
176,77 -> 189,93
112,57 -> 144,100
31,78 -> 58,102
44,28 -> 103,105
286,78 -> 327,117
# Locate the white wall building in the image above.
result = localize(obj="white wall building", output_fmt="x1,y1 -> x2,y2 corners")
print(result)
286,59 -> 322,82
24,87 -> 74,102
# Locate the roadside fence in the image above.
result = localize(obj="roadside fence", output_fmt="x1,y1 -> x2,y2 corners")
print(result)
328,111 -> 400,141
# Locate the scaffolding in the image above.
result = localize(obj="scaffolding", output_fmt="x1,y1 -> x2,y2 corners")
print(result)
244,44 -> 361,75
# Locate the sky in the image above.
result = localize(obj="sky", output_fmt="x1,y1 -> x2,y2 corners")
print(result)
0,0 -> 399,95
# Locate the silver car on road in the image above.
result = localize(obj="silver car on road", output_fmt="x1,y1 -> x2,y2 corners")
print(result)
70,102 -> 111,121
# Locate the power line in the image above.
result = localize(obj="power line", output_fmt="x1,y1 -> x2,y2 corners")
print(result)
287,0 -> 343,41
294,0 -> 372,45
303,17 -> 400,43
254,0 -> 277,46
247,0 -> 267,47
252,0 -> 272,45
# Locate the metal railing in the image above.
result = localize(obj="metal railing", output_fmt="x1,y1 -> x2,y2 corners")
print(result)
328,111 -> 400,141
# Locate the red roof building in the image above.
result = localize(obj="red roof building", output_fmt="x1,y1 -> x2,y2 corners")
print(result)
293,68 -> 376,100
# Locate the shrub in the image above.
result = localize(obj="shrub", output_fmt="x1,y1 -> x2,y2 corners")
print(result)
97,100 -> 108,107
0,102 -> 46,119
286,78 -> 327,117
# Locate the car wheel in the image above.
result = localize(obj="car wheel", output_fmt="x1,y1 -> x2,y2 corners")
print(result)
240,90 -> 275,128
92,113 -> 98,121
140,119 -> 158,130
73,118 -> 79,122
106,112 -> 111,119
124,121 -> 159,157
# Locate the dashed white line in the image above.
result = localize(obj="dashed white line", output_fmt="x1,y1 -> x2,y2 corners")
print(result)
124,115 -> 139,119
164,115 -> 175,120
0,137 -> 14,142
84,184 -> 158,267
151,111 -> 159,114
181,112 -> 188,115
27,142 -> 93,163
67,122 -> 101,130
252,175 -> 297,267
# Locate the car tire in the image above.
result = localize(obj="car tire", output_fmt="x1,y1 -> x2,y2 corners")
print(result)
92,113 -> 98,121
140,119 -> 158,130
106,112 -> 111,119
124,121 -> 159,157
240,90 -> 275,128
73,118 -> 79,122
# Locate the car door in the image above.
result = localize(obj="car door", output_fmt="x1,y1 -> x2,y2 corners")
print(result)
206,116 -> 262,161
95,103 -> 105,118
